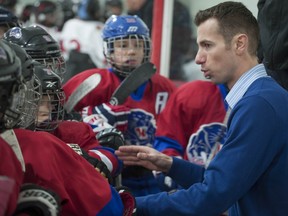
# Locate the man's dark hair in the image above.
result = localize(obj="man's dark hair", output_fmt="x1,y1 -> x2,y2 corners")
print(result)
194,1 -> 259,56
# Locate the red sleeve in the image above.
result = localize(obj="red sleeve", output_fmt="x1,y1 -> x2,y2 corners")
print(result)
53,121 -> 100,150
53,121 -> 122,176
62,69 -> 121,111
0,137 -> 23,216
14,129 -> 122,215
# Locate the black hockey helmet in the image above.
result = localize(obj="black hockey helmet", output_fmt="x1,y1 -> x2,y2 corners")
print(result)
34,62 -> 65,131
3,41 -> 35,81
3,40 -> 42,130
0,39 -> 22,131
0,6 -> 21,30
3,25 -> 66,80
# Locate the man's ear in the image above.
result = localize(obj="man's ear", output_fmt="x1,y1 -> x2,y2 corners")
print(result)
233,34 -> 248,55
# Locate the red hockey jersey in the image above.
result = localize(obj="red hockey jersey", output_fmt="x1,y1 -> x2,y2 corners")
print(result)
155,80 -> 227,162
0,136 -> 24,216
10,128 -> 124,216
63,68 -> 176,147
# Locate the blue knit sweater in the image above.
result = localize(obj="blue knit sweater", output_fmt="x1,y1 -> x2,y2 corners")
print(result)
136,73 -> 288,215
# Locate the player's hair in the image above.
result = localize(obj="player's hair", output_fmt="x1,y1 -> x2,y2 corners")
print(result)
194,1 -> 259,56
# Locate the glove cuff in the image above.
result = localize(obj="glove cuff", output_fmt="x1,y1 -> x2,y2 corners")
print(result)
115,186 -> 136,216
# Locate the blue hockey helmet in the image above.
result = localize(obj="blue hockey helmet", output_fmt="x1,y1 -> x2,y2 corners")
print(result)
102,15 -> 150,39
102,15 -> 151,77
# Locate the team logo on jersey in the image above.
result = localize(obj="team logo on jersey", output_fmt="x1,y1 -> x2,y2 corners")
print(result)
9,27 -> 22,39
186,123 -> 227,166
125,109 -> 156,146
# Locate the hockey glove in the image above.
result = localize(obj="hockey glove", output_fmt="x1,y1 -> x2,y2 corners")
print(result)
13,183 -> 61,216
96,127 -> 125,150
67,144 -> 113,183
116,186 -> 136,216
82,114 -> 114,133
82,103 -> 131,132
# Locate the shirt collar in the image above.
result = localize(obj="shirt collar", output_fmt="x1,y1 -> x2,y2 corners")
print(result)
225,64 -> 268,109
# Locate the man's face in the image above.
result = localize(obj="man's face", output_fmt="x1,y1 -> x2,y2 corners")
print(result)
195,18 -> 238,89
112,38 -> 144,69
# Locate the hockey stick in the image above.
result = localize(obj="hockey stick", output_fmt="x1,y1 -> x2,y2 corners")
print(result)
64,62 -> 156,113
109,62 -> 157,105
109,62 -> 156,187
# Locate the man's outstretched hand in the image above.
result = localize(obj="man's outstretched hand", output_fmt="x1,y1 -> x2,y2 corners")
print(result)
115,145 -> 173,173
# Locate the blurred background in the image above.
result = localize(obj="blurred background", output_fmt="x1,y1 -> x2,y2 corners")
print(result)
2,0 -> 258,84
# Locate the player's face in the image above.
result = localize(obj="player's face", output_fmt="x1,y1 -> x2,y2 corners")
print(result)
195,18 -> 239,88
37,95 -> 54,124
112,38 -> 144,68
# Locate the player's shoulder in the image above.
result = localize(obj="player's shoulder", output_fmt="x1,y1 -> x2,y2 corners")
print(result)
173,80 -> 219,100
180,80 -> 217,90
151,73 -> 176,88
57,120 -> 93,134
14,128 -> 55,140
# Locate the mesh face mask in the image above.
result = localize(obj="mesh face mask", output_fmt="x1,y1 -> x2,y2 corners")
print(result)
34,56 -> 66,81
16,75 -> 42,129
35,89 -> 65,132
104,34 -> 151,77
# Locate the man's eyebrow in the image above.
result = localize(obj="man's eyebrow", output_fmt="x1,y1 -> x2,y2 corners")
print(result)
198,40 -> 211,45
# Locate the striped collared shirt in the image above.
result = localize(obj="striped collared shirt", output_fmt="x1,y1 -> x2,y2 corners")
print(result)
225,64 -> 268,109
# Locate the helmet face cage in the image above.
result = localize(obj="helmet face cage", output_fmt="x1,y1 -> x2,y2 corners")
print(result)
104,34 -> 151,77
102,15 -> 151,77
0,40 -> 23,131
34,55 -> 66,81
36,89 -> 65,131
16,75 -> 42,129
1,81 -> 24,130
34,65 -> 65,132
